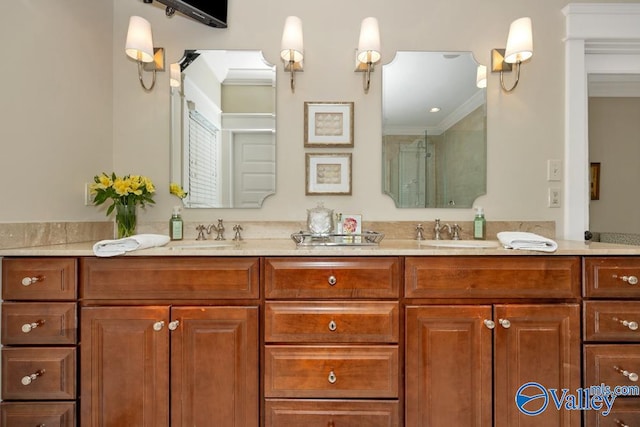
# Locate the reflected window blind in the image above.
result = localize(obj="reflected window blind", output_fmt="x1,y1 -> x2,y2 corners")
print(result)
187,110 -> 219,207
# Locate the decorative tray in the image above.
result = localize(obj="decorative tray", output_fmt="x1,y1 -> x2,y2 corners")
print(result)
290,231 -> 385,247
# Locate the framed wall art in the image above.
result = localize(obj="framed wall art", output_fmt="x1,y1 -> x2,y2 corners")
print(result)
305,153 -> 352,195
304,102 -> 354,147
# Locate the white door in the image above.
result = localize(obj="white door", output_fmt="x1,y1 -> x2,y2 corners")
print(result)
232,131 -> 276,208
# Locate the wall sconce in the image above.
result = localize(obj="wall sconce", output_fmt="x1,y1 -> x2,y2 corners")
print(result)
491,17 -> 533,92
125,16 -> 165,91
170,63 -> 181,88
280,16 -> 304,93
476,65 -> 487,88
355,17 -> 381,94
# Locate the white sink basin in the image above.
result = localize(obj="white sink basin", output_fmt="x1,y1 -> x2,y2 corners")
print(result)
170,242 -> 236,250
419,240 -> 500,249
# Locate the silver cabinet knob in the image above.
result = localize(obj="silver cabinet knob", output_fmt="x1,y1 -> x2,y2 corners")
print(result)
614,274 -> 638,285
21,369 -> 45,386
327,275 -> 337,286
153,321 -> 165,331
21,319 -> 45,333
21,275 -> 44,286
612,317 -> 639,331
328,370 -> 337,384
483,319 -> 495,329
614,366 -> 638,382
168,320 -> 180,331
328,320 -> 337,331
499,319 -> 511,329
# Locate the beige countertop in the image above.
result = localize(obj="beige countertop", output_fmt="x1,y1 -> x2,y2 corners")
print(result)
1,238 -> 640,257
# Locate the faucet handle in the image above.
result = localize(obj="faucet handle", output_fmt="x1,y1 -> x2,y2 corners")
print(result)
451,224 -> 462,240
415,224 -> 425,240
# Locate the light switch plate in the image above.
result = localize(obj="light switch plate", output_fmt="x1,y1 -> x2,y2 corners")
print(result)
548,187 -> 561,208
84,183 -> 94,206
547,159 -> 562,181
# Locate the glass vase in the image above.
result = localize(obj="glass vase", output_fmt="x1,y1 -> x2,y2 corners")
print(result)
115,204 -> 137,238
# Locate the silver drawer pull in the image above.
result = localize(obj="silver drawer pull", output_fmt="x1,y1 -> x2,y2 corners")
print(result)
21,275 -> 45,286
498,318 -> 511,329
327,275 -> 337,286
328,370 -> 337,384
613,274 -> 638,285
168,320 -> 180,331
21,369 -> 45,386
21,319 -> 45,333
613,366 -> 639,382
328,320 -> 337,331
153,321 -> 165,331
612,317 -> 639,331
483,319 -> 495,329
615,419 -> 629,427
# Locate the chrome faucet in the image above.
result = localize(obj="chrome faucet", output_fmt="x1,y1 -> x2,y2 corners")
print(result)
415,224 -> 425,241
433,218 -> 451,240
210,218 -> 226,240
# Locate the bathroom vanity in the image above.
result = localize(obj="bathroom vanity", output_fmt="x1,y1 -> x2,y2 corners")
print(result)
1,240 -> 639,426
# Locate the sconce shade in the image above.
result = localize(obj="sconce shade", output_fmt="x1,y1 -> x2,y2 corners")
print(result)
170,63 -> 181,88
504,17 -> 533,64
125,16 -> 154,63
476,64 -> 487,88
280,16 -> 304,63
357,17 -> 381,64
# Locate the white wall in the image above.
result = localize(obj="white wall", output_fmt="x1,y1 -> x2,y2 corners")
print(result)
2,0 -> 638,236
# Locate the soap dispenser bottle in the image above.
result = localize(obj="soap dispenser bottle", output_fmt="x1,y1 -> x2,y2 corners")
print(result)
473,207 -> 486,240
170,206 -> 183,241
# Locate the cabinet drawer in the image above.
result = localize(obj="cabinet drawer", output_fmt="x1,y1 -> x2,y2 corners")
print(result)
584,257 -> 640,298
265,399 -> 399,427
2,347 -> 76,400
584,301 -> 640,342
584,398 -> 640,426
405,256 -> 580,299
265,301 -> 399,343
2,302 -> 77,345
80,256 -> 259,300
2,258 -> 77,301
264,345 -> 398,398
264,257 -> 401,299
584,345 -> 640,390
1,402 -> 76,427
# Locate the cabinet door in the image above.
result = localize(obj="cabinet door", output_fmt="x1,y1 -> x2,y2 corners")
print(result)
405,305 -> 493,427
80,306 -> 170,427
494,304 -> 580,427
171,306 -> 258,427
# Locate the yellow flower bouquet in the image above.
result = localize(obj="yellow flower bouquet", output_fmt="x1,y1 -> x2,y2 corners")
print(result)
91,172 -> 155,237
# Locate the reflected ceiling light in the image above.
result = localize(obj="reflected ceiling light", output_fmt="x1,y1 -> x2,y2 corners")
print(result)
429,107 -> 441,113
355,17 -> 381,94
170,63 -> 181,88
491,17 -> 533,92
125,16 -> 165,91
280,16 -> 304,93
476,64 -> 487,88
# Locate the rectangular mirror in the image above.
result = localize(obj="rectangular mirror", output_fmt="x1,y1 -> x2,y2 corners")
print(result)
170,50 -> 276,208
382,51 -> 487,208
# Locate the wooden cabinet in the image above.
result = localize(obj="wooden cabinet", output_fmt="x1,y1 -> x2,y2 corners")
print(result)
405,257 -> 581,427
79,257 -> 259,427
583,257 -> 640,427
1,257 -> 78,426
264,257 -> 401,427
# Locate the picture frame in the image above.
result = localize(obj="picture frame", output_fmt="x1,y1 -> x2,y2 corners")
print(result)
305,153 -> 352,195
590,162 -> 601,200
304,102 -> 354,147
341,214 -> 362,234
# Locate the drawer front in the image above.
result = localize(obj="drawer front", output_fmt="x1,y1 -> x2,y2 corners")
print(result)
265,301 -> 399,343
2,347 -> 76,400
264,257 -> 401,299
584,301 -> 640,342
265,399 -> 399,427
405,256 -> 580,299
584,398 -> 640,427
2,258 -> 77,301
264,345 -> 398,398
584,257 -> 640,298
1,402 -> 76,427
81,256 -> 259,300
2,302 -> 77,345
584,345 -> 640,391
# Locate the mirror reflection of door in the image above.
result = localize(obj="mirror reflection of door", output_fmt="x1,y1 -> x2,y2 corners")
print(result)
588,73 -> 640,245
231,131 -> 276,208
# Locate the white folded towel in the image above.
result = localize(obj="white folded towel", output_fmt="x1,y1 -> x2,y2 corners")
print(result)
93,234 -> 170,257
497,231 -> 558,253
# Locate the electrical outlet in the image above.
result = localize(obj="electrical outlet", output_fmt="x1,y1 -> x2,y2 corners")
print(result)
547,159 -> 562,181
84,183 -> 94,206
548,187 -> 561,208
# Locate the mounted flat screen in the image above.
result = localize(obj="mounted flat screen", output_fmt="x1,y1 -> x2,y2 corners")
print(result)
154,0 -> 228,28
